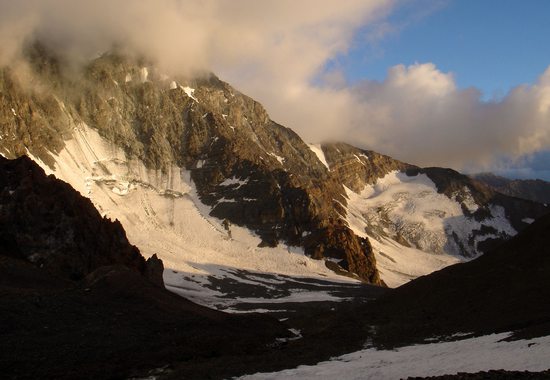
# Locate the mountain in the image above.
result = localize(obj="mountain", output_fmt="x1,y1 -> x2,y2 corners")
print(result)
473,172 -> 550,204
1,45 -> 382,285
321,142 -> 549,286
2,43 -> 550,380
1,43 -> 548,291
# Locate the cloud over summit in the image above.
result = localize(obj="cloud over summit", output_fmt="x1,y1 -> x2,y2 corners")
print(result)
1,0 -> 550,176
347,63 -> 550,172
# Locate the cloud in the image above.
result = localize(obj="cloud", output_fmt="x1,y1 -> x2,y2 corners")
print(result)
0,0 -> 394,147
341,63 -> 550,173
2,0 -> 550,177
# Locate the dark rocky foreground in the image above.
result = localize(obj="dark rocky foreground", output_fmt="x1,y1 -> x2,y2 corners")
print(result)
0,155 -> 388,379
0,155 -> 548,379
359,211 -> 550,349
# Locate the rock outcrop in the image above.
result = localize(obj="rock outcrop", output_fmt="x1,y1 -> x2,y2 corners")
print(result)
0,155 -> 162,285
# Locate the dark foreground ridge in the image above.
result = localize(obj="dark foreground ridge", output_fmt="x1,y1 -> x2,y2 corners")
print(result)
361,210 -> 550,348
0,155 -> 162,285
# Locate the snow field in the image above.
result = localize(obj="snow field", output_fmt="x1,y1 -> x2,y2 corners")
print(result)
344,171 -> 515,287
239,332 -> 550,380
38,123 -> 358,308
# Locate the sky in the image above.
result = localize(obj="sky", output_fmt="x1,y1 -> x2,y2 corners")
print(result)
331,0 -> 550,179
343,0 -> 550,99
1,0 -> 550,179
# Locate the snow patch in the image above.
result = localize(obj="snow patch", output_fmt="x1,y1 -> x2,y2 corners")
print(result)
169,81 -> 178,90
219,177 -> 249,188
181,86 -> 199,102
139,67 -> 149,82
267,152 -> 285,165
353,154 -> 365,165
452,187 -> 479,213
276,328 -> 302,344
522,217 -> 535,224
240,333 -> 550,380
308,144 -> 329,169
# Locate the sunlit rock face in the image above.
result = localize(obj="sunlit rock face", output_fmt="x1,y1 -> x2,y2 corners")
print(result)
0,45 -> 381,284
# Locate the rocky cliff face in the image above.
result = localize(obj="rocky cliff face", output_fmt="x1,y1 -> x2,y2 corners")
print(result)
0,45 -> 381,284
0,155 -> 163,286
321,142 -> 415,192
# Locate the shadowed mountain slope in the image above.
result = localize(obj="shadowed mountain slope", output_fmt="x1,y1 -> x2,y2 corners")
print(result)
473,172 -> 550,204
364,211 -> 550,347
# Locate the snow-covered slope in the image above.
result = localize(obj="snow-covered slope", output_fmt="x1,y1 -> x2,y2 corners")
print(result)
33,123 -> 359,309
344,171 -> 515,287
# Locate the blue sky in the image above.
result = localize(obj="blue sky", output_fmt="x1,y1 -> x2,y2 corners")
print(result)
343,0 -> 550,100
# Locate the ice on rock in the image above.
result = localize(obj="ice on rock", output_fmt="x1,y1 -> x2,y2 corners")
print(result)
139,67 -> 149,82
308,144 -> 330,169
220,177 -> 249,188
181,86 -> 199,102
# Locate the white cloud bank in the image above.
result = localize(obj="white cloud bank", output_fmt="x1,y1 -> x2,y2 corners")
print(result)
346,63 -> 550,172
1,0 -> 550,175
